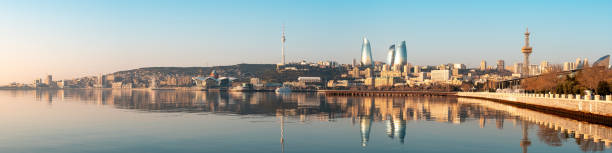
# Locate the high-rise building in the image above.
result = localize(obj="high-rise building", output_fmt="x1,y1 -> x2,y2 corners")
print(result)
540,61 -> 548,68
521,28 -> 533,77
514,63 -> 523,74
505,66 -> 514,72
382,64 -> 390,71
413,65 -> 420,74
496,60 -> 505,71
575,58 -> 582,69
529,65 -> 540,76
431,70 -> 450,82
437,64 -> 447,70
387,44 -> 395,65
394,41 -> 407,66
45,75 -> 53,85
593,55 -> 610,68
583,58 -> 589,67
97,74 -> 106,87
540,61 -> 549,73
402,64 -> 411,76
453,64 -> 466,70
563,62 -> 572,71
361,37 -> 373,67
480,60 -> 487,71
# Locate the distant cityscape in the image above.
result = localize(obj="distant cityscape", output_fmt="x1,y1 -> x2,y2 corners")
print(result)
2,28 -> 611,94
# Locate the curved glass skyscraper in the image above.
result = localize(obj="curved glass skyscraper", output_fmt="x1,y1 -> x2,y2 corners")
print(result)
593,55 -> 610,68
387,44 -> 395,65
393,41 -> 407,66
361,37 -> 373,66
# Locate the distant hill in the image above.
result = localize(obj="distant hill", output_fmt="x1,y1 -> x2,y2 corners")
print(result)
112,64 -> 277,81
110,63 -> 346,83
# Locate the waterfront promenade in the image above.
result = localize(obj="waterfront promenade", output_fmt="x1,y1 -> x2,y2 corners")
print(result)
459,97 -> 612,147
320,90 -> 612,125
457,92 -> 612,125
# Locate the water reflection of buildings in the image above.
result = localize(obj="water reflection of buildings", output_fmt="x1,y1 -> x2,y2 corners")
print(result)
28,90 -> 612,152
460,98 -> 612,152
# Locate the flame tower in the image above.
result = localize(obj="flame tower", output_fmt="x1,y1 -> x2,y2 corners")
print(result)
521,28 -> 532,76
361,37 -> 373,67
394,41 -> 407,66
387,44 -> 396,65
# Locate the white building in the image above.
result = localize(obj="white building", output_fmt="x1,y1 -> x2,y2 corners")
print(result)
431,70 -> 451,82
453,64 -> 466,70
529,65 -> 540,76
513,63 -> 523,74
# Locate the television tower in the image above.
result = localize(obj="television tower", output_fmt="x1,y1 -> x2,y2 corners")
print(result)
281,25 -> 286,65
521,27 -> 533,77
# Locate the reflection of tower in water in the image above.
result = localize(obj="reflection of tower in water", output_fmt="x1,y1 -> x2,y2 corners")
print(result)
280,113 -> 285,153
359,98 -> 374,147
392,114 -> 406,143
520,121 -> 531,153
496,116 -> 504,129
390,100 -> 406,143
46,91 -> 53,104
360,115 -> 372,148
376,97 -> 408,144
386,119 -> 394,138
276,106 -> 289,153
479,116 -> 486,128
149,90 -> 156,104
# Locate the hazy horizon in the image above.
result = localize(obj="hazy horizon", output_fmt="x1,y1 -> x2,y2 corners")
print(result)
1,0 -> 611,84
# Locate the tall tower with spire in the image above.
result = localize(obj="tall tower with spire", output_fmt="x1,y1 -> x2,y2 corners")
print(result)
521,28 -> 533,77
281,25 -> 286,65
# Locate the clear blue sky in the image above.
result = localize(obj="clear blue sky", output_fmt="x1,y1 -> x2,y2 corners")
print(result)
0,0 -> 611,84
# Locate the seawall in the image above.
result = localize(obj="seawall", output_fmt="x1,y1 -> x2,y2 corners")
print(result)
457,92 -> 612,126
459,97 -> 612,146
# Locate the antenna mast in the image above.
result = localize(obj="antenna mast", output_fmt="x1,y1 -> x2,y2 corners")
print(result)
281,24 -> 286,65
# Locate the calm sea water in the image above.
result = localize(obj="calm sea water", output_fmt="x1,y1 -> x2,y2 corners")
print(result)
0,90 -> 610,153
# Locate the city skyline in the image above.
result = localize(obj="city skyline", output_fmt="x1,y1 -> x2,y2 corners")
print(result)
2,1 -> 612,153
1,0 -> 612,84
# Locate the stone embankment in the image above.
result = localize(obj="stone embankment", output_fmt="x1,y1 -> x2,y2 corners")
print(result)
457,92 -> 612,125
459,97 -> 612,146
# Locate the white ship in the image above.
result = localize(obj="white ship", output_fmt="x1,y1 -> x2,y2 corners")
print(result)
275,86 -> 292,93
230,83 -> 253,92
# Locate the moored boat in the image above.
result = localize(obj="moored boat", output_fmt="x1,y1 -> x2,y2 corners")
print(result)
230,83 -> 253,92
275,85 -> 292,93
